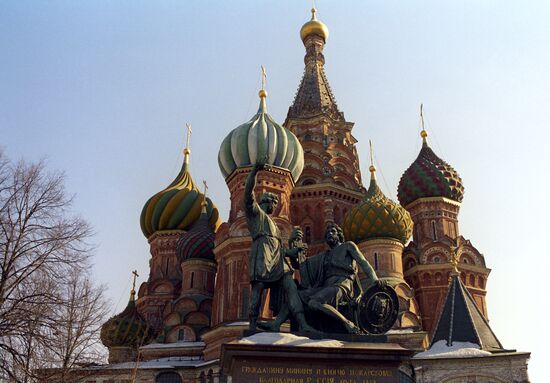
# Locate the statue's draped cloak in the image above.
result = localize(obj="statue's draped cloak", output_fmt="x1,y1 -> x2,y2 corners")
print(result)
246,202 -> 289,283
298,243 -> 362,307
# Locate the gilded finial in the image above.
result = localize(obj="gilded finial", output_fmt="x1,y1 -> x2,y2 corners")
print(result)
259,65 -> 268,99
448,245 -> 460,282
420,104 -> 428,145
369,140 -> 376,177
184,123 -> 192,163
311,6 -> 317,20
130,270 -> 139,301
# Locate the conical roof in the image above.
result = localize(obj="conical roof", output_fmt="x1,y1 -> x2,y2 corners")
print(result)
398,131 -> 464,207
431,273 -> 503,352
286,8 -> 343,122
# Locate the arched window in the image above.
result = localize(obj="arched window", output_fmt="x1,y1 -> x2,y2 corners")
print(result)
431,221 -> 437,240
156,372 -> 182,383
190,272 -> 194,288
374,252 -> 379,270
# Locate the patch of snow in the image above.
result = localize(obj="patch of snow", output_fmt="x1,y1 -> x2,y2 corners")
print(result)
386,328 -> 415,334
140,341 -> 205,349
414,340 -> 492,359
94,356 -> 216,370
238,332 -> 343,348
225,321 -> 249,326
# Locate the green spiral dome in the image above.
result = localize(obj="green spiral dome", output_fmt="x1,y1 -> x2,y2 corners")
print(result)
140,158 -> 221,239
343,170 -> 413,245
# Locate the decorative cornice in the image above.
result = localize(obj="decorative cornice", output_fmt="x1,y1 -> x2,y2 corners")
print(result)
405,196 -> 462,210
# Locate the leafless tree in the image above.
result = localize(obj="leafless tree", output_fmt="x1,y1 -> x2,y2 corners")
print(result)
0,150 -> 108,382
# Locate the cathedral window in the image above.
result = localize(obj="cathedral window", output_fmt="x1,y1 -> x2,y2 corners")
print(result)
431,221 -> 437,240
190,272 -> 194,288
305,226 -> 311,244
374,252 -> 379,270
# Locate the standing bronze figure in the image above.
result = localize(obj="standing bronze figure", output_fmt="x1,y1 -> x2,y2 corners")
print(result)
244,161 -> 313,333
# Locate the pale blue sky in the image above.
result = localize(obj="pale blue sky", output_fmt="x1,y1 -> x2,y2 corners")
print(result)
1,1 -> 548,380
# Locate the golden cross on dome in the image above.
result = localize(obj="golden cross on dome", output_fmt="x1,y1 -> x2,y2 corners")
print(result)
261,65 -> 267,91
131,270 -> 139,291
185,123 -> 192,151
420,104 -> 428,143
368,139 -> 376,175
130,269 -> 139,300
450,245 -> 459,273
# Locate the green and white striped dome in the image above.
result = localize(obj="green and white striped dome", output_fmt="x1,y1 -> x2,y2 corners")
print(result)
218,91 -> 304,182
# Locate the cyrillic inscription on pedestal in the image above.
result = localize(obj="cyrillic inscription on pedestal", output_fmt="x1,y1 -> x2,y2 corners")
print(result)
234,360 -> 397,383
222,342 -> 413,383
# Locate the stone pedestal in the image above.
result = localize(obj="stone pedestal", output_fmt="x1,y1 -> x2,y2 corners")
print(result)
222,341 -> 414,383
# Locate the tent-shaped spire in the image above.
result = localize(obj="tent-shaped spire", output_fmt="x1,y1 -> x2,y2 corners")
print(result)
286,8 -> 343,122
431,273 -> 504,352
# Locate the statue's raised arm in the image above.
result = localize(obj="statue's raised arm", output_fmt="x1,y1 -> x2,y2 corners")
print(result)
244,161 -> 265,217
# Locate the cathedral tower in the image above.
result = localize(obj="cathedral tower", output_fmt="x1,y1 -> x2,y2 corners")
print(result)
398,116 -> 491,335
213,87 -> 304,326
285,9 -> 364,253
342,144 -> 421,330
137,131 -> 221,334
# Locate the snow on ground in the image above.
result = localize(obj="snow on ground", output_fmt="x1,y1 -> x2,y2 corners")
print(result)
140,341 -> 205,349
414,340 -> 492,359
386,328 -> 415,334
225,321 -> 249,326
238,332 -> 343,348
93,356 -> 214,370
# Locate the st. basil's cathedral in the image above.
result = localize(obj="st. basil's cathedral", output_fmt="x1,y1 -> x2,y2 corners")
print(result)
91,8 -> 530,383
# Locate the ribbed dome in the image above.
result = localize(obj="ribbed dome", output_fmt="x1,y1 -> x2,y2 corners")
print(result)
398,133 -> 464,207
176,208 -> 215,262
343,169 -> 413,245
300,8 -> 329,43
218,91 -> 304,182
140,157 -> 221,239
100,296 -> 152,348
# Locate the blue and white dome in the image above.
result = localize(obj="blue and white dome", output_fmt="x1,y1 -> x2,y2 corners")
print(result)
218,90 -> 304,182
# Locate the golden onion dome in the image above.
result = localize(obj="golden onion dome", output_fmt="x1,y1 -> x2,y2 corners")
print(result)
140,134 -> 221,238
300,8 -> 329,43
343,156 -> 413,245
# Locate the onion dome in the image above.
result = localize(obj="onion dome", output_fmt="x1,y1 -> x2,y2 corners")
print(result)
397,129 -> 464,207
100,286 -> 152,348
218,88 -> 304,182
342,148 -> 413,245
176,201 -> 215,262
140,135 -> 221,238
300,7 -> 329,43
